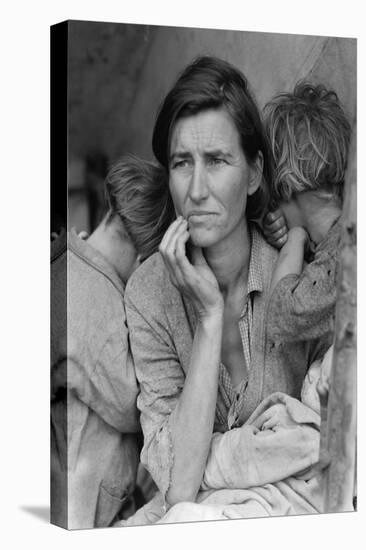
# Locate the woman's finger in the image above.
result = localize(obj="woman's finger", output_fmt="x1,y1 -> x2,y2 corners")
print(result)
176,235 -> 211,293
169,224 -> 191,289
159,218 -> 183,281
161,218 -> 190,288
256,409 -> 271,428
164,218 -> 189,266
175,226 -> 193,276
159,216 -> 184,253
261,419 -> 271,431
160,217 -> 186,268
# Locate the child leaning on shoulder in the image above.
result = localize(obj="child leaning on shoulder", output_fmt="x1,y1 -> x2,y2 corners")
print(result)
263,81 -> 352,350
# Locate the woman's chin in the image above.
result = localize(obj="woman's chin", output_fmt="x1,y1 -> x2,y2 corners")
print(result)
189,230 -> 216,249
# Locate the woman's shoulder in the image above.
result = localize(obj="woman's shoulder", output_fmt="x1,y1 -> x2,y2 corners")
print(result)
250,223 -> 279,270
125,251 -> 177,309
127,251 -> 167,288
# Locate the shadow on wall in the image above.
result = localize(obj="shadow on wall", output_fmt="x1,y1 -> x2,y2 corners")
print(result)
68,21 -> 156,163
68,151 -> 107,234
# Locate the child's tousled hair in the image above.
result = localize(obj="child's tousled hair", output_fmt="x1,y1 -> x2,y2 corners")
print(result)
264,81 -> 352,205
105,154 -> 175,261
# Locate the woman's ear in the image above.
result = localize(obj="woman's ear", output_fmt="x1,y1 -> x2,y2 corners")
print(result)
248,151 -> 264,196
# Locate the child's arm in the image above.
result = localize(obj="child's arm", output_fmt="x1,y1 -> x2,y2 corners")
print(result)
266,224 -> 339,344
270,226 -> 309,294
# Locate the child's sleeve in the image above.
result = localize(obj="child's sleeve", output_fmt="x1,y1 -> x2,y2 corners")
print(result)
266,245 -> 337,343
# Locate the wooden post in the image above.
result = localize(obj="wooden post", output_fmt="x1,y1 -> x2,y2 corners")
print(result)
320,131 -> 357,512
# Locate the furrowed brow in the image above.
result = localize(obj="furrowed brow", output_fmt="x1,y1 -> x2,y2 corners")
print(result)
169,151 -> 191,163
204,148 -> 233,159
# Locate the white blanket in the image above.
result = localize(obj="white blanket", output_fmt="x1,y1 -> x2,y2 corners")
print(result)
119,358 -> 329,526
159,392 -> 323,523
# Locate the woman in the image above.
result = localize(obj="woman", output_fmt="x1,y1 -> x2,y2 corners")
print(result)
125,57 -> 328,520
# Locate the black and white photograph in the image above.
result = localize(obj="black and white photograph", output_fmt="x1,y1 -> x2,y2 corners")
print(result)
2,2 -> 362,548
50,19 -> 357,530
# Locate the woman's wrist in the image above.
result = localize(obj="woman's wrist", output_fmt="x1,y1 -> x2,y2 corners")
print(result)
198,305 -> 224,327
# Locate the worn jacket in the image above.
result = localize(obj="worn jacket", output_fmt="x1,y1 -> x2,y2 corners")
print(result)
267,219 -> 340,343
125,225 -> 328,499
51,229 -> 140,529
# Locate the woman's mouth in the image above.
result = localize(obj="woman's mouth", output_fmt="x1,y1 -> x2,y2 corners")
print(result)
187,211 -> 216,221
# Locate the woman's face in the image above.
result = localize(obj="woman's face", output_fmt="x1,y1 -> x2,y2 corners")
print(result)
168,108 -> 261,249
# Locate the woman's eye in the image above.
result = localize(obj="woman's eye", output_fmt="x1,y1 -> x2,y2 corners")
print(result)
173,160 -> 190,169
208,158 -> 225,166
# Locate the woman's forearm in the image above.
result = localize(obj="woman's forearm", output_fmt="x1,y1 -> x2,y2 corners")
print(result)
157,218 -> 225,506
166,311 -> 223,507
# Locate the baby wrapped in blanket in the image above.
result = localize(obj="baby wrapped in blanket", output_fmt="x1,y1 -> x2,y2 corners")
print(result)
158,347 -> 334,523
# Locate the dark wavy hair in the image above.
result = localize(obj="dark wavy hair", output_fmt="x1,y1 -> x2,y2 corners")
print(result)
152,56 -> 272,220
264,81 -> 352,204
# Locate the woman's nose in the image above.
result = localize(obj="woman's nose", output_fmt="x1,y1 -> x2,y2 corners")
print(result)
188,164 -> 209,202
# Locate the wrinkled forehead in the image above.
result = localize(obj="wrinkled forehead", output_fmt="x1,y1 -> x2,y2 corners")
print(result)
169,107 -> 242,156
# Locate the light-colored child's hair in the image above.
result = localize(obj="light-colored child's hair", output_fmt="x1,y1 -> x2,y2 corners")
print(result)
264,81 -> 352,204
105,154 -> 175,261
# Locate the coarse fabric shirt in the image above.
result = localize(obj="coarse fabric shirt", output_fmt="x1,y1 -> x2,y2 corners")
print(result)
125,225 -> 328,500
51,229 -> 140,529
267,219 -> 341,343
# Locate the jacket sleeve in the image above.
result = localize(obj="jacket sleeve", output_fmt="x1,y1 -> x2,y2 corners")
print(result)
67,314 -> 140,434
125,286 -> 186,500
266,245 -> 337,343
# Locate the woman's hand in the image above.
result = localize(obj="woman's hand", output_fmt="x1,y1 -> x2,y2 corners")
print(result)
159,216 -> 224,319
263,208 -> 288,249
257,403 -> 297,431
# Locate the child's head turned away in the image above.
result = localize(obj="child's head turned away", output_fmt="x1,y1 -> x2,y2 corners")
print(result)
265,81 -> 352,210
